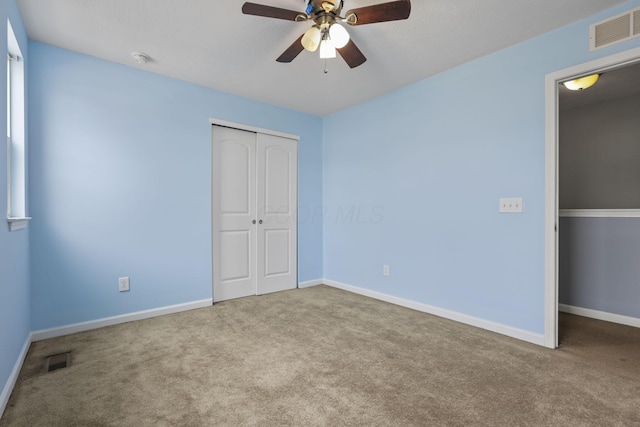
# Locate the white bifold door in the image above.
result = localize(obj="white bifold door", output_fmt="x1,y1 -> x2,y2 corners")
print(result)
212,125 -> 298,302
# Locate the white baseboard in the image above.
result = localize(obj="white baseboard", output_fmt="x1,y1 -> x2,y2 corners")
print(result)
298,279 -> 324,288
1,332 -> 32,418
559,304 -> 640,328
31,298 -> 213,341
324,279 -> 545,347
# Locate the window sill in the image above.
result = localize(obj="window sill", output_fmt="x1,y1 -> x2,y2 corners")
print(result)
7,217 -> 31,231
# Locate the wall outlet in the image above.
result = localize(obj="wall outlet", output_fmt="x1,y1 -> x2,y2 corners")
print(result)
383,265 -> 390,277
118,277 -> 130,292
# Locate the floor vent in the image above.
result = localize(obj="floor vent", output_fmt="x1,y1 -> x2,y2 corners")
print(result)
44,352 -> 72,373
590,7 -> 640,51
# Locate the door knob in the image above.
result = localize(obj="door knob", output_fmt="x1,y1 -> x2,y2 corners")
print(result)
252,220 -> 256,224
259,220 -> 263,224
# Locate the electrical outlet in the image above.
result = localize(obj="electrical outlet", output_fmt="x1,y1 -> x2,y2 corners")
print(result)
383,265 -> 390,277
118,277 -> 130,292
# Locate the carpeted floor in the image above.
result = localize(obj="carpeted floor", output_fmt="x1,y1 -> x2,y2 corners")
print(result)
2,285 -> 639,426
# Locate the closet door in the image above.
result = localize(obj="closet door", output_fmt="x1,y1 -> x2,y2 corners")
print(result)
212,126 -> 257,302
212,124 -> 298,302
256,133 -> 298,295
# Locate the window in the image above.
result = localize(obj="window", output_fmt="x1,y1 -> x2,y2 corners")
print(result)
7,20 -> 29,231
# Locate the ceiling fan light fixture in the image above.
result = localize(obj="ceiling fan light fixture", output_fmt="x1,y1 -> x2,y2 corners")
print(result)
329,23 -> 350,48
563,74 -> 600,91
241,0 -> 412,69
302,26 -> 322,52
319,38 -> 336,59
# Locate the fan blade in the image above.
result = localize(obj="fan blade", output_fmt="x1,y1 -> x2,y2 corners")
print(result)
345,0 -> 411,26
242,2 -> 304,21
276,35 -> 305,63
337,40 -> 367,68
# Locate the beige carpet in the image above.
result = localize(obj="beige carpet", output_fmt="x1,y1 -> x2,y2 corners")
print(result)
2,285 -> 639,426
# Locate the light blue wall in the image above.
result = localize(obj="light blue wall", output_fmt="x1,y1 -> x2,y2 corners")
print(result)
0,0 -> 30,404
323,0 -> 640,334
29,42 -> 323,330
560,218 -> 640,318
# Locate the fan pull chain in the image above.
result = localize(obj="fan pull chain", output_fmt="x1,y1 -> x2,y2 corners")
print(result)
324,59 -> 329,74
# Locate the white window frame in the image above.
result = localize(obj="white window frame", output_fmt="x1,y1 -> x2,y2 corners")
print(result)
6,20 -> 29,231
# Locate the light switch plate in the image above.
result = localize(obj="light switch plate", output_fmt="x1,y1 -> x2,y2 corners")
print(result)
499,198 -> 523,213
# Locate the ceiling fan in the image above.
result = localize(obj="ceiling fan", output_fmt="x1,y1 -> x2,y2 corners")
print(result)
241,0 -> 411,69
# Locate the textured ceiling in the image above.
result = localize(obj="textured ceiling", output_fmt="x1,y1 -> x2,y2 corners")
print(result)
17,0 -> 628,116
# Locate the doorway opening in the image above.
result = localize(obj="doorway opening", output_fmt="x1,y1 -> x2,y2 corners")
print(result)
544,46 -> 640,348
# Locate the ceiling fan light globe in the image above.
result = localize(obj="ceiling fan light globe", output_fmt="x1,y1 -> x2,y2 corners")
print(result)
319,38 -> 336,59
329,23 -> 350,48
302,26 -> 322,52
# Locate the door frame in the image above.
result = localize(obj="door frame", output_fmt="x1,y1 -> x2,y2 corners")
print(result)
210,118 -> 300,302
543,46 -> 640,348
210,118 -> 300,141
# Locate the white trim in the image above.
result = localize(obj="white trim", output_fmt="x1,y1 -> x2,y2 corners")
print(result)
559,209 -> 640,218
544,46 -> 640,350
1,332 -> 32,418
559,304 -> 640,329
31,299 -> 212,341
7,217 -> 31,231
298,279 -> 323,288
324,279 -> 545,346
544,68 -> 559,349
210,118 -> 300,141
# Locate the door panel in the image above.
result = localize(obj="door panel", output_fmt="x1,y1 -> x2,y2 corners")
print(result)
264,146 -> 291,214
256,133 -> 298,295
219,231 -> 251,281
213,126 -> 257,302
264,229 -> 291,276
219,142 -> 251,214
